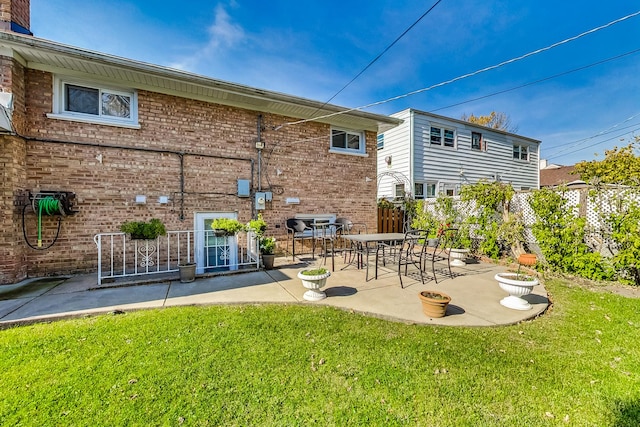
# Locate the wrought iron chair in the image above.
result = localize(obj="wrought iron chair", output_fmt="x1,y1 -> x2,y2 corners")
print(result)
428,227 -> 458,283
285,218 -> 312,260
376,229 -> 429,288
335,218 -> 368,265
311,220 -> 338,271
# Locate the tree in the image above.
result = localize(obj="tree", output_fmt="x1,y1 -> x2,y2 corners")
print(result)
460,111 -> 518,133
573,138 -> 640,185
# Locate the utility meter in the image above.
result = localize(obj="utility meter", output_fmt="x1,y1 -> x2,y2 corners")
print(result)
255,192 -> 266,210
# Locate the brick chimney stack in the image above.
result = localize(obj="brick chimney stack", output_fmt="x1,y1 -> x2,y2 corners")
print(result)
0,0 -> 31,35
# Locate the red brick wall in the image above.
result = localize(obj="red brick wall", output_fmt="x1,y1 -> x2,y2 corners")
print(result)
0,0 -> 30,30
0,68 -> 379,282
0,55 -> 28,283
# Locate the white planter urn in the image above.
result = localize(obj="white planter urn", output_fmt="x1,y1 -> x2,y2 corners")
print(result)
495,272 -> 540,310
298,270 -> 331,301
449,248 -> 470,267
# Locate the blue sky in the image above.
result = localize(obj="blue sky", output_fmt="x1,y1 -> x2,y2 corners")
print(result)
31,0 -> 640,165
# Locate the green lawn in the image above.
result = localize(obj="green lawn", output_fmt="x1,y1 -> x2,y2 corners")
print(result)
1,277 -> 639,426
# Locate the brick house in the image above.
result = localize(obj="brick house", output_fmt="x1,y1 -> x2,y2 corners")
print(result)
0,0 -> 400,284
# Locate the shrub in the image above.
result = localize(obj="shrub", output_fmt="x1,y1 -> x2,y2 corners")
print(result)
120,218 -> 166,240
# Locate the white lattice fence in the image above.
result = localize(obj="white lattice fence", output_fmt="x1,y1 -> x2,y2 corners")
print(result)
421,187 -> 640,253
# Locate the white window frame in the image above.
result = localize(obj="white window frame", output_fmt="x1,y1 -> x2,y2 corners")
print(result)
513,144 -> 529,161
425,182 -> 437,198
330,128 -> 367,156
394,183 -> 405,199
429,125 -> 456,148
471,131 -> 485,151
49,76 -> 140,129
414,182 -> 424,200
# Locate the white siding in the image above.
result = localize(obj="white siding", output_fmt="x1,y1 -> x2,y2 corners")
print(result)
377,109 -> 540,198
377,109 -> 412,199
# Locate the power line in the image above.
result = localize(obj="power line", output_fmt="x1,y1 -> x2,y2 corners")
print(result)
314,0 -> 443,110
545,112 -> 640,155
428,48 -> 640,113
278,9 -> 640,128
547,127 -> 640,161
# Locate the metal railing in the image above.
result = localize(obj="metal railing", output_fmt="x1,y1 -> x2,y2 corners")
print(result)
94,230 -> 259,285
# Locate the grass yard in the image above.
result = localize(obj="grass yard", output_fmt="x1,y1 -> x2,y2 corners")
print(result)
1,277 -> 639,426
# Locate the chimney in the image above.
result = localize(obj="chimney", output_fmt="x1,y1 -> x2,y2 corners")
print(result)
0,0 -> 31,35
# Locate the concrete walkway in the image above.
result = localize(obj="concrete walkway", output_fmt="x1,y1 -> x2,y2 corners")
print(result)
0,256 -> 549,328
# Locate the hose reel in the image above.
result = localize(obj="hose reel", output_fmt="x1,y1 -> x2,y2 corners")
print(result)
23,191 -> 78,250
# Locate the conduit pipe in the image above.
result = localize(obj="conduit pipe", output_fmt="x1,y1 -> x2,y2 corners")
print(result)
20,135 -> 255,221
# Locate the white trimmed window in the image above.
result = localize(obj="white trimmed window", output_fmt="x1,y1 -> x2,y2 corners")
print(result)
471,132 -> 485,151
513,144 -> 529,161
50,77 -> 139,128
425,182 -> 437,198
430,126 -> 455,147
331,128 -> 365,155
414,183 -> 424,199
395,183 -> 405,199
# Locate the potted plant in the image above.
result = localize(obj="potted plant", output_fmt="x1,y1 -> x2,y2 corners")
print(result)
248,214 -> 267,236
211,217 -> 246,236
418,290 -> 451,318
120,218 -> 166,240
447,225 -> 472,266
248,214 -> 277,269
178,262 -> 196,283
297,267 -> 331,301
494,271 -> 539,310
260,236 -> 276,269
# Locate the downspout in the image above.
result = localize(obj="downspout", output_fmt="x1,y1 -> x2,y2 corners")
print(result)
257,114 -> 262,192
179,153 -> 185,220
409,109 -> 415,197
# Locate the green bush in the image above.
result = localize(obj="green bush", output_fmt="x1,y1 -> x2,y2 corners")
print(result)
211,218 -> 246,235
528,187 -> 613,281
120,218 -> 166,239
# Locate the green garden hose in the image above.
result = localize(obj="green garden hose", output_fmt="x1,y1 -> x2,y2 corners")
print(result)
36,197 -> 62,248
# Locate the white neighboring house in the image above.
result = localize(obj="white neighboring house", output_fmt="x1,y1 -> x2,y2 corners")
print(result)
377,109 -> 541,200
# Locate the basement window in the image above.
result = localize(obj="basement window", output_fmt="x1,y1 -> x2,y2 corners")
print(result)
49,77 -> 139,128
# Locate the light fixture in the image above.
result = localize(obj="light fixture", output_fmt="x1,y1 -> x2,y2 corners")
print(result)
135,195 -> 147,204
385,155 -> 392,166
158,196 -> 169,204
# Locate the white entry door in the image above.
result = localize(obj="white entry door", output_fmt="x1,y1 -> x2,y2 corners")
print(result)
195,212 -> 238,274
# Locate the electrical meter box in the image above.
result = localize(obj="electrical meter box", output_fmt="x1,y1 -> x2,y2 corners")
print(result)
255,192 -> 266,210
237,179 -> 250,197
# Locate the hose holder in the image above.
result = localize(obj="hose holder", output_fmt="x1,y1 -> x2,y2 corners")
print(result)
26,191 -> 78,249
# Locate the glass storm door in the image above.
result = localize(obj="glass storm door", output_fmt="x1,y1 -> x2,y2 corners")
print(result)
195,212 -> 238,274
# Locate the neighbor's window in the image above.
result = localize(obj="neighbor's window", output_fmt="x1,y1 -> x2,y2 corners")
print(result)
331,128 -> 365,154
513,144 -> 529,161
51,77 -> 139,128
425,182 -> 437,198
430,126 -> 455,147
414,183 -> 424,199
377,134 -> 384,150
471,132 -> 484,151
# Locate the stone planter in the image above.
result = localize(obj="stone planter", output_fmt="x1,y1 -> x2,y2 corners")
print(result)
495,272 -> 540,310
178,263 -> 196,283
449,248 -> 470,266
298,269 -> 331,301
418,290 -> 451,318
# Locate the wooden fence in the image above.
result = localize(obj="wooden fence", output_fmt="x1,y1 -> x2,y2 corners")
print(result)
377,207 -> 405,233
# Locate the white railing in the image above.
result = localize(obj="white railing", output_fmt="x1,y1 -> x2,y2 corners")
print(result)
94,230 -> 260,285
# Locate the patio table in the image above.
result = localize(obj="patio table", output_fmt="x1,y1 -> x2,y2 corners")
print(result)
342,233 -> 405,281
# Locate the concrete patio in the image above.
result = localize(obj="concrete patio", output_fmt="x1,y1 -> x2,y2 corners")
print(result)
0,255 -> 549,328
